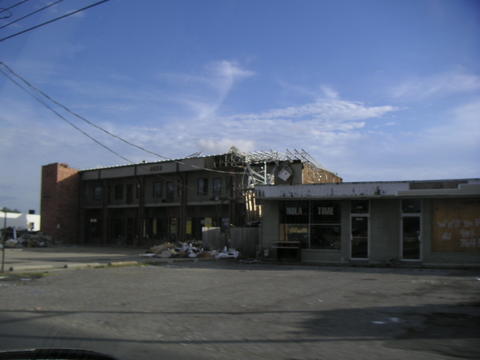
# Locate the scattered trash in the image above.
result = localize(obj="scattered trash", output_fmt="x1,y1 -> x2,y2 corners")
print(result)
215,247 -> 240,259
0,229 -> 52,248
372,317 -> 402,325
140,253 -> 156,257
239,258 -> 259,264
143,242 -> 240,260
5,239 -> 18,248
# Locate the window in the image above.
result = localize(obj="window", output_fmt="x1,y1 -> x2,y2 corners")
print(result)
153,182 -> 163,199
212,178 -> 222,196
197,178 -> 209,195
351,200 -> 369,214
280,224 -> 308,248
166,181 -> 176,201
281,201 -> 309,224
114,184 -> 123,200
280,201 -> 309,248
311,201 -> 340,224
126,184 -> 133,204
93,185 -> 102,201
310,225 -> 341,249
402,199 -> 421,213
310,201 -> 341,250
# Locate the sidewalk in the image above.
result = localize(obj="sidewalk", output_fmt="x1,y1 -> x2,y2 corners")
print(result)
1,246 -> 145,272
0,246 -> 223,273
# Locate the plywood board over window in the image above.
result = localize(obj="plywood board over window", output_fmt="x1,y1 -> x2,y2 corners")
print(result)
432,199 -> 480,253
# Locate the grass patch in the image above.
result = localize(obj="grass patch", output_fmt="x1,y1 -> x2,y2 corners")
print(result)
91,261 -> 143,270
0,271 -> 50,281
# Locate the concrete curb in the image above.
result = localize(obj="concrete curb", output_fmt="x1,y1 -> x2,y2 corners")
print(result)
4,257 -> 220,273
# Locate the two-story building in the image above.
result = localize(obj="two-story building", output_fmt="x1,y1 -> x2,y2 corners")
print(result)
41,149 -> 341,246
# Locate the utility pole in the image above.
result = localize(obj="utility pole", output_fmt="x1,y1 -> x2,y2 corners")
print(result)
1,211 -> 6,273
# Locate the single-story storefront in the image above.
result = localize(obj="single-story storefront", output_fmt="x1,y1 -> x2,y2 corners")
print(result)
256,179 -> 480,266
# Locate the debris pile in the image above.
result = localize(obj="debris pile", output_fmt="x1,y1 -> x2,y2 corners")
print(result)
0,228 -> 51,248
142,242 -> 240,260
18,232 -> 51,247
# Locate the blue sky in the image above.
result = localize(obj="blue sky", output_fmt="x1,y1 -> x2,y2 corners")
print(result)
1,0 -> 479,212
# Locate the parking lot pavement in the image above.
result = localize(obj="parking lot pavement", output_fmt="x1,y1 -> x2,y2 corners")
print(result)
1,246 -> 144,272
1,262 -> 479,360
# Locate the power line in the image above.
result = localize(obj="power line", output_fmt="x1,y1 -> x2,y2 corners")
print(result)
0,66 -> 196,192
0,61 -> 245,175
0,9 -> 12,20
0,67 -> 133,164
0,0 -> 64,31
0,0 -> 110,43
0,0 -> 31,14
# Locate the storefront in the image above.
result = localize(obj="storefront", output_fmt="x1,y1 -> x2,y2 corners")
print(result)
257,179 -> 480,266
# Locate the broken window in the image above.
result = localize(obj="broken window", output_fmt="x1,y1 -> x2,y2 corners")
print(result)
93,185 -> 102,201
135,183 -> 140,199
153,182 -> 163,199
212,178 -> 222,196
114,184 -> 123,200
197,178 -> 209,195
126,184 -> 133,204
166,181 -> 176,202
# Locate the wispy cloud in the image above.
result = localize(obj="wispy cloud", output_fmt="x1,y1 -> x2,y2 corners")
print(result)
197,138 -> 255,153
157,60 -> 254,120
5,60 -> 479,211
391,70 -> 480,100
230,98 -> 397,122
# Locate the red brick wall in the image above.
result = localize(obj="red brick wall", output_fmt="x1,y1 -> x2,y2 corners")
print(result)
40,163 -> 79,243
302,163 -> 343,184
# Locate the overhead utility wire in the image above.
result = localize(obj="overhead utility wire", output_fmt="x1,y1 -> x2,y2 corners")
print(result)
0,0 -> 64,30
0,0 -> 31,14
0,11 -> 12,20
0,64 -> 199,191
0,61 -> 245,175
0,67 -> 133,164
0,0 -> 110,43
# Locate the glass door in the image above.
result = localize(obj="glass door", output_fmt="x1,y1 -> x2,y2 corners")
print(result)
402,216 -> 421,260
351,216 -> 369,259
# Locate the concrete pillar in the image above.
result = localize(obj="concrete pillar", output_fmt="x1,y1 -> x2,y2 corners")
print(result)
261,200 -> 279,249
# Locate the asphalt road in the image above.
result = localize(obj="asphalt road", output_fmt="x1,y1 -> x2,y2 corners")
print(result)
1,262 -> 479,360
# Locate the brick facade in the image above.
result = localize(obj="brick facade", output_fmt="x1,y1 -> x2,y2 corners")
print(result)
302,162 -> 342,184
40,163 -> 79,243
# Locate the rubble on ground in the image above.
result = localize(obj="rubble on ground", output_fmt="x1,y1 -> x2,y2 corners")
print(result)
142,241 -> 240,260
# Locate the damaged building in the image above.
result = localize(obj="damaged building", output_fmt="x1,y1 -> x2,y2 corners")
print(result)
256,179 -> 480,266
40,148 -> 341,246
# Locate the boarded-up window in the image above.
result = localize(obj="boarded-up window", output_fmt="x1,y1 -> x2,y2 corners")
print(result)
432,199 -> 480,253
